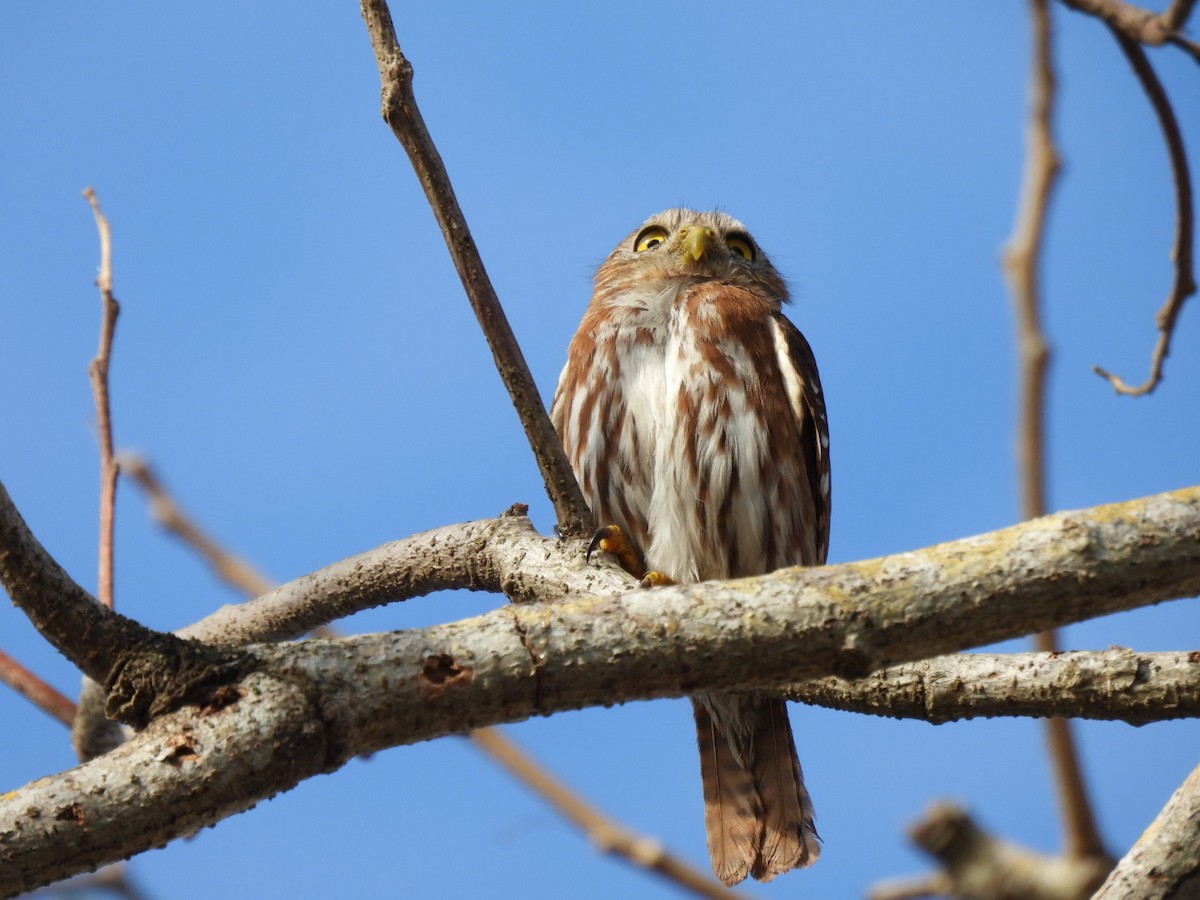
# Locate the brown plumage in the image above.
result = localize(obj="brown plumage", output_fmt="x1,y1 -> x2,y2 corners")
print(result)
551,209 -> 830,885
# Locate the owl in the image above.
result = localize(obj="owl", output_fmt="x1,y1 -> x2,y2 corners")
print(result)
550,208 -> 831,885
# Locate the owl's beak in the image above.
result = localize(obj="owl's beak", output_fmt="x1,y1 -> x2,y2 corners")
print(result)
679,225 -> 713,263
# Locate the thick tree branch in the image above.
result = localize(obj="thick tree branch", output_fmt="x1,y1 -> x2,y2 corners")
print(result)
787,650 -> 1200,725
2,485 -> 1199,894
179,511 -> 630,646
0,482 -> 248,729
122,473 -> 722,899
1092,28 -> 1196,396
357,0 -> 591,538
1092,761 -> 1200,899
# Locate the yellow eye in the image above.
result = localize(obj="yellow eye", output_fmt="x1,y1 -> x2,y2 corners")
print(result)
634,226 -> 669,253
726,233 -> 756,261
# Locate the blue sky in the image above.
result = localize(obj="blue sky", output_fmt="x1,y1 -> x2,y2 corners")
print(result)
2,4 -> 1198,898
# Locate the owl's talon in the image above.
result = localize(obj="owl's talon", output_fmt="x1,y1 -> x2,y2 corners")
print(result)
639,571 -> 676,588
586,524 -> 647,579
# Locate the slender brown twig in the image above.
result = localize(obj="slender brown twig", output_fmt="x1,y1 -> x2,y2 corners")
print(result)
1056,0 -> 1200,61
358,0 -> 591,538
121,454 -> 275,598
1003,0 -> 1110,865
1160,0 -> 1198,32
1091,29 -> 1196,396
469,728 -> 743,900
0,647 -> 76,726
83,188 -> 121,610
123,456 -> 729,900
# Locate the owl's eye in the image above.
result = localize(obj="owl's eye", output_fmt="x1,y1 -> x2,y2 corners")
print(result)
634,226 -> 669,253
726,233 -> 756,261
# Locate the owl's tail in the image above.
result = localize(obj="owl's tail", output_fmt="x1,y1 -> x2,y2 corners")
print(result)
692,692 -> 820,886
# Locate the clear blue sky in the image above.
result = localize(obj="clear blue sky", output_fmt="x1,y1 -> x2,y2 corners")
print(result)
2,4 -> 1198,898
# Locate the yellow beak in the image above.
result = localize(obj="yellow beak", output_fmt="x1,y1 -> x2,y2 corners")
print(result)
680,225 -> 713,262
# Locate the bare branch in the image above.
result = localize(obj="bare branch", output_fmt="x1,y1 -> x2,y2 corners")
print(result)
357,0 -> 591,538
787,650 -> 1200,725
0,647 -> 75,726
1091,28 -> 1196,396
179,512 -> 630,646
1003,0 -> 1106,864
1092,762 -> 1200,898
469,728 -> 741,900
120,455 -> 275,598
870,803 -> 1111,900
1056,0 -> 1200,60
3,484 -> 1200,894
1004,0 -> 1060,526
82,188 -> 120,610
123,469 -> 723,896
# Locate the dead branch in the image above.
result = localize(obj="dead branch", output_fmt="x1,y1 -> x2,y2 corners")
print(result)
3,483 -> 1200,895
0,648 -> 75,726
1091,28 -> 1196,396
1002,0 -> 1106,864
82,188 -> 120,611
869,803 -> 1111,900
1091,761 -> 1200,898
357,0 -> 591,539
787,650 -> 1200,725
469,728 -> 742,900
1056,0 -> 1200,60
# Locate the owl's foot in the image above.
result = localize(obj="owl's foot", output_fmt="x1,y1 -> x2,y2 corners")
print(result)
586,524 -> 647,580
639,571 -> 676,588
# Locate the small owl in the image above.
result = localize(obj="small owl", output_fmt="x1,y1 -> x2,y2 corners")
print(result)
551,209 -> 830,885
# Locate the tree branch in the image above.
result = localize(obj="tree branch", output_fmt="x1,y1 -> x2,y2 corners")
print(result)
1004,0 -> 1107,865
120,471 -> 721,898
1091,28 -> 1196,396
178,511 -> 630,646
787,650 -> 1200,725
869,803 -> 1111,900
1092,761 -> 1200,899
357,0 -> 591,538
468,728 -> 742,900
82,188 -> 120,611
1056,0 -> 1200,60
2,484 -> 1199,894
0,482 -> 248,729
0,647 -> 76,727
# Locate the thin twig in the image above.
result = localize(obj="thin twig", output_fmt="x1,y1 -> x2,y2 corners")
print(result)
358,0 -> 591,538
1092,29 -> 1196,396
1004,0 -> 1059,526
1004,0 -> 1109,864
121,454 -> 275,598
83,188 -> 121,610
0,647 -> 76,726
469,728 -> 743,900
1056,0 -> 1200,61
1160,0 -> 1198,32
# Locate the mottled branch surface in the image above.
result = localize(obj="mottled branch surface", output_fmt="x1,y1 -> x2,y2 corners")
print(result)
180,512 -> 631,646
2,485 -> 1200,895
1092,762 -> 1200,899
788,650 -> 1200,725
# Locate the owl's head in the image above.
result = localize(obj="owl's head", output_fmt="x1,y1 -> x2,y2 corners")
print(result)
596,208 -> 788,303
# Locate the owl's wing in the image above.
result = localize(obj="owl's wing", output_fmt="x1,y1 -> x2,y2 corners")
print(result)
771,315 -> 831,565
